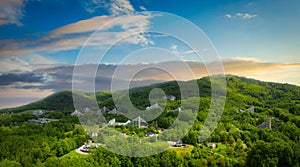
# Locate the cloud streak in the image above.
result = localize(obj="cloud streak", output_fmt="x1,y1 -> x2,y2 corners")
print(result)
0,13 -> 156,57
0,0 -> 25,26
225,13 -> 258,19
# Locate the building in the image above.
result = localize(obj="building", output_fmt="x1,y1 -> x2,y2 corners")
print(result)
120,133 -> 127,137
98,106 -> 110,113
173,140 -> 186,147
107,116 -> 148,128
80,144 -> 90,152
173,107 -> 182,112
28,118 -> 59,126
240,106 -> 255,113
83,107 -> 91,113
108,108 -> 123,115
127,116 -> 148,128
146,103 -> 161,110
32,110 -> 45,116
90,132 -> 98,137
146,132 -> 155,137
258,119 -> 272,129
207,142 -> 217,149
71,110 -> 83,116
108,119 -> 131,126
164,95 -> 176,101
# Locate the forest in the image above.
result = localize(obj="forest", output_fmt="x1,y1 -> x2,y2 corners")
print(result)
0,75 -> 300,167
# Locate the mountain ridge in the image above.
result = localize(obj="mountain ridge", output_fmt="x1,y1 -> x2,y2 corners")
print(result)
1,75 -> 300,120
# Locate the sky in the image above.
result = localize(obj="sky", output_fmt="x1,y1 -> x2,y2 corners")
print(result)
0,0 -> 300,109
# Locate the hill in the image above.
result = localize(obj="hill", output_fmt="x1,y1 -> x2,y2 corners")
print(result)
1,75 -> 300,121
0,90 -> 95,113
1,75 -> 300,166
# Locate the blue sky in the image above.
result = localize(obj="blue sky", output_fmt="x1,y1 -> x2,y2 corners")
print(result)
0,0 -> 300,108
1,0 -> 300,64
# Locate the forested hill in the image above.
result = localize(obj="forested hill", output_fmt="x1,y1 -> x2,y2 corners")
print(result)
1,75 -> 300,119
1,75 -> 300,167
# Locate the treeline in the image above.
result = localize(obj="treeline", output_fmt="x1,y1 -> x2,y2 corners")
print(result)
0,114 -> 89,167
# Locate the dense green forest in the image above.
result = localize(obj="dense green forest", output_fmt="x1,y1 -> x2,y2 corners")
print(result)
0,75 -> 300,167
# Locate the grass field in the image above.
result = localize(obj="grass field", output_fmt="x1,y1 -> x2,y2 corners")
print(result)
169,144 -> 194,157
61,150 -> 89,160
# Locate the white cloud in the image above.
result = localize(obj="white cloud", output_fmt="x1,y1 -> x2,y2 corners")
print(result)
0,0 -> 155,57
170,44 -> 179,55
82,0 -> 136,16
181,49 -> 199,55
224,57 -> 261,62
110,0 -> 135,16
140,6 -> 147,11
225,14 -> 232,18
225,13 -> 258,20
0,13 -> 157,57
0,54 -> 60,73
82,0 -> 110,13
241,13 -> 257,19
0,0 -> 25,26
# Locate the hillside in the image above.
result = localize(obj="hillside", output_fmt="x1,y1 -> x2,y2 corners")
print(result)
1,75 -> 300,166
0,90 -> 95,113
2,75 -> 300,121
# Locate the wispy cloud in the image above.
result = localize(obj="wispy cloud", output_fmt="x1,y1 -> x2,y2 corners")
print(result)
140,6 -> 147,11
0,13 -> 157,57
181,49 -> 199,55
170,44 -> 179,55
0,54 -> 61,73
82,0 -> 110,13
0,0 -> 25,26
225,13 -> 258,19
110,0 -> 135,16
0,0 -> 155,57
82,0 -> 135,16
225,14 -> 232,19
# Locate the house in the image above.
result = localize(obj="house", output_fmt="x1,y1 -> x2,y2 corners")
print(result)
90,132 -> 98,137
146,103 -> 161,110
120,133 -> 127,137
32,110 -> 45,116
173,107 -> 182,112
240,106 -> 255,113
108,108 -> 123,115
247,106 -> 255,112
98,106 -> 110,113
127,116 -> 148,128
83,107 -> 91,113
146,132 -> 155,137
80,144 -> 90,152
108,119 -> 131,126
173,140 -> 186,147
108,118 -> 116,125
164,95 -> 176,101
258,119 -> 272,129
71,110 -> 83,116
207,142 -> 217,149
28,118 -> 59,126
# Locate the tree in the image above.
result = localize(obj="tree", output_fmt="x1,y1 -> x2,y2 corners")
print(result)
0,159 -> 22,167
